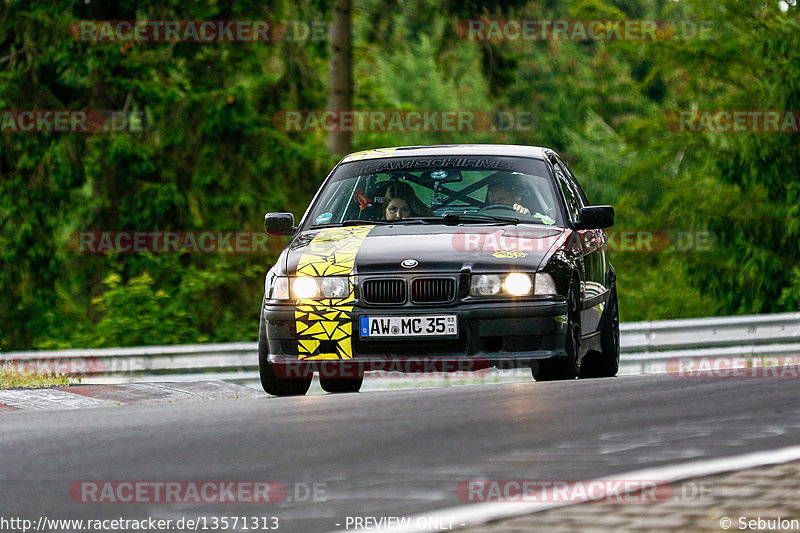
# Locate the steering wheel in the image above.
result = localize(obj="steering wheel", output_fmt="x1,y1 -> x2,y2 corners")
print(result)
478,204 -> 518,213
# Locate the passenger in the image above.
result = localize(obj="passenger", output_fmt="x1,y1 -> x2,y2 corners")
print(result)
382,184 -> 431,221
486,182 -> 531,215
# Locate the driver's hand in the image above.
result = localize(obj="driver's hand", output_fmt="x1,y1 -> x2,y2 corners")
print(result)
512,204 -> 530,215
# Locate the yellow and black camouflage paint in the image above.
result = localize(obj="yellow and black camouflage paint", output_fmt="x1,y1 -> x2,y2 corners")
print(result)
294,225 -> 374,360
340,147 -> 397,163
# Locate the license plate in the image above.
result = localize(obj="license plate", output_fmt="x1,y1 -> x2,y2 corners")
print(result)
359,315 -> 458,338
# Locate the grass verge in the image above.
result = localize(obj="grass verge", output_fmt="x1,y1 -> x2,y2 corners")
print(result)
0,368 -> 74,389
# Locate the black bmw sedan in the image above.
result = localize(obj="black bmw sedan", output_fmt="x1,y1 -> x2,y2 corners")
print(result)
260,145 -> 618,395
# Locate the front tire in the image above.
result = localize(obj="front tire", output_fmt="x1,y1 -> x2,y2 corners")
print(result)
580,285 -> 620,378
259,359 -> 312,396
258,314 -> 312,396
319,375 -> 363,393
533,280 -> 580,381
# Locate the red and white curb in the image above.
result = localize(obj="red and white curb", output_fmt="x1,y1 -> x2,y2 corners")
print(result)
0,381 -> 264,411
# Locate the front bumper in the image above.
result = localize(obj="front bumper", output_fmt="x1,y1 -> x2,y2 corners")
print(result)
262,299 -> 568,370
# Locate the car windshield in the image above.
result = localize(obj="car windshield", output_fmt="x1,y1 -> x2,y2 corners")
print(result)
303,155 -> 563,228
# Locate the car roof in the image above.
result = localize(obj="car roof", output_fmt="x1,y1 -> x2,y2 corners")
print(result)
340,144 -> 551,164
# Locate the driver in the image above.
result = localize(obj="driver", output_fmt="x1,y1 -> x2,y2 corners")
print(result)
486,182 -> 531,215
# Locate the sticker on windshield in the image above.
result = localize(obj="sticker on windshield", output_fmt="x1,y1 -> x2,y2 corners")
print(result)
534,212 -> 556,225
315,212 -> 333,224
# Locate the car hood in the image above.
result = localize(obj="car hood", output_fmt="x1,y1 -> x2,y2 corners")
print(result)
282,224 -> 564,276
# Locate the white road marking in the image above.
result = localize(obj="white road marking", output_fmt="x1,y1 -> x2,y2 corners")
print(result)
339,444 -> 800,533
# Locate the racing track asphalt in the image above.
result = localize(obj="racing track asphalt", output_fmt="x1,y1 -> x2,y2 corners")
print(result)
1,371 -> 799,532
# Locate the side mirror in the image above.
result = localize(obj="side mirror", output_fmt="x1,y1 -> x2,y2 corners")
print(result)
576,205 -> 614,230
264,212 -> 296,235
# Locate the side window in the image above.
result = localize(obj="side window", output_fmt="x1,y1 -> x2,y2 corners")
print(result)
554,155 -> 590,206
550,155 -> 581,224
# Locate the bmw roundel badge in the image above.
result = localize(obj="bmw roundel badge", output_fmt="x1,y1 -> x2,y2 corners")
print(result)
401,259 -> 418,268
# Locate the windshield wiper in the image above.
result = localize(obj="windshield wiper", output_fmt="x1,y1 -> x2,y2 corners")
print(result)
343,219 -> 431,226
384,218 -> 431,224
312,215 -> 518,229
430,214 -> 521,225
308,220 -> 387,229
310,219 -> 431,229
341,219 -> 390,226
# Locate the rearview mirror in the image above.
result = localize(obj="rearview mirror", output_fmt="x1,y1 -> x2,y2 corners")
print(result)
264,212 -> 296,235
421,169 -> 463,183
576,206 -> 614,230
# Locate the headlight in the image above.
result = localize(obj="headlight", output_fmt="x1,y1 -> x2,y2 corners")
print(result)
319,277 -> 349,298
291,276 -> 349,299
470,273 -> 547,297
534,272 -> 557,295
293,277 -> 319,299
268,276 -> 290,300
470,273 -> 533,296
504,273 -> 533,296
470,274 -> 503,296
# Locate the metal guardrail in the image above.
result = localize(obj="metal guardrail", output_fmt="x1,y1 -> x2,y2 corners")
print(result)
1,313 -> 799,384
618,312 -> 800,374
0,343 -> 257,383
620,312 -> 800,351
